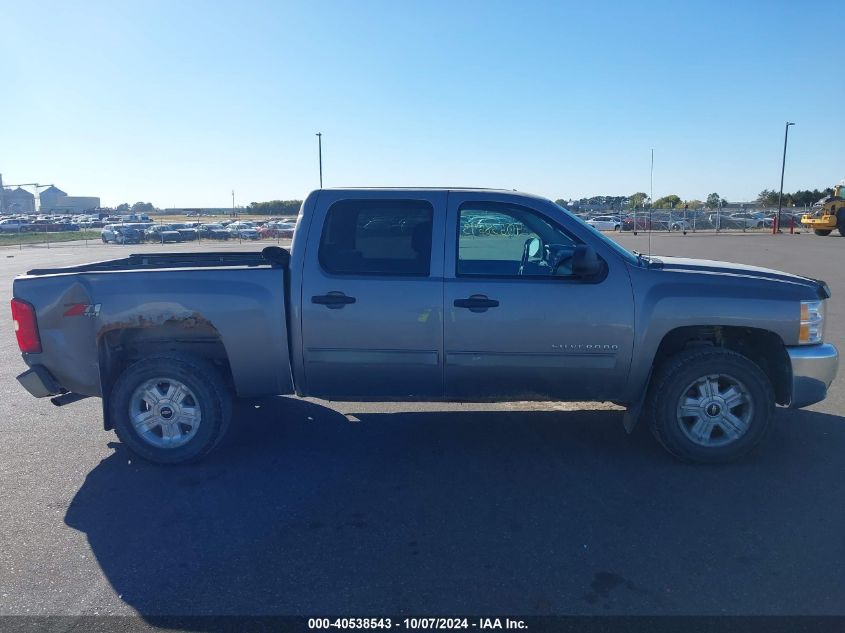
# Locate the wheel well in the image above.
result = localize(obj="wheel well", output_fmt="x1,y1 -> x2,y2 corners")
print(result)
98,321 -> 234,429
652,326 -> 790,405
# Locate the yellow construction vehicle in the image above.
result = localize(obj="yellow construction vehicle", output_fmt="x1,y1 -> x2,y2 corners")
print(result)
801,183 -> 845,235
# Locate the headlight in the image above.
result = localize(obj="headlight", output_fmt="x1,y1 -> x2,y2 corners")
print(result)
799,300 -> 825,344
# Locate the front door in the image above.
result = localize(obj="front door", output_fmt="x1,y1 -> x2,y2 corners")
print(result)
443,193 -> 635,402
301,191 -> 446,400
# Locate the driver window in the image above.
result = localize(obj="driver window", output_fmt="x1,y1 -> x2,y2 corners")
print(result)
457,202 -> 578,277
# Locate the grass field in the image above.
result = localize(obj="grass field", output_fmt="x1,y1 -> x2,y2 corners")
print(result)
0,230 -> 103,246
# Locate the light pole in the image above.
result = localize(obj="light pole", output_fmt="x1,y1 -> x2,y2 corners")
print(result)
776,121 -> 795,232
316,132 -> 323,188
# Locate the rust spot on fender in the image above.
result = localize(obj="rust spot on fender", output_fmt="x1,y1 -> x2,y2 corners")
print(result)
98,309 -> 214,337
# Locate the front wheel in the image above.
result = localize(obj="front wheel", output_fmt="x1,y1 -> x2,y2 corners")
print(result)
647,348 -> 773,463
109,353 -> 232,464
838,213 -> 845,237
814,229 -> 832,236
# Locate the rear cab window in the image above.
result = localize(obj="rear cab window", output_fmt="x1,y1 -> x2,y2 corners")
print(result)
319,199 -> 434,276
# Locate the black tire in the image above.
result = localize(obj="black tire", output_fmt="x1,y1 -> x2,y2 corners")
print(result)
814,229 -> 832,236
837,213 -> 845,237
647,348 -> 773,463
109,353 -> 232,465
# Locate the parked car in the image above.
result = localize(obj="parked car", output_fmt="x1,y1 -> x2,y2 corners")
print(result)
168,223 -> 199,241
114,226 -> 143,244
78,219 -> 105,228
197,224 -> 230,240
586,216 -> 621,231
227,222 -> 260,239
621,216 -> 653,231
100,224 -> 119,242
145,225 -> 183,243
727,213 -> 767,229
11,188 -> 838,466
708,213 -> 753,229
0,218 -> 32,233
258,221 -> 296,238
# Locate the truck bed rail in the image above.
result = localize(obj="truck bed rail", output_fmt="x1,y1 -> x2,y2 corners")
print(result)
26,248 -> 289,276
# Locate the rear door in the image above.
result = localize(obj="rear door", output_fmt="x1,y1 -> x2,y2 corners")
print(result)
300,191 -> 446,400
443,192 -> 635,402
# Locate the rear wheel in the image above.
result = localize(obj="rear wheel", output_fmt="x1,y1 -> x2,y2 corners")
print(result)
838,213 -> 845,237
109,353 -> 232,465
648,348 -> 773,463
814,229 -> 832,236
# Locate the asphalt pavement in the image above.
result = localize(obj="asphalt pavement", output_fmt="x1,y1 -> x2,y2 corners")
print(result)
1,232 -> 844,619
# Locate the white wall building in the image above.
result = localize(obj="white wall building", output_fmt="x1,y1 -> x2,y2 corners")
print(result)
51,196 -> 101,213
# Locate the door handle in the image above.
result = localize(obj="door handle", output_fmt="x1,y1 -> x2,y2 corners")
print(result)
454,295 -> 499,312
312,292 -> 356,308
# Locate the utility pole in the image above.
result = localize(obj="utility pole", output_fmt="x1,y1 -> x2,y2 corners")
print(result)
316,132 -> 323,188
776,121 -> 795,233
231,190 -> 235,218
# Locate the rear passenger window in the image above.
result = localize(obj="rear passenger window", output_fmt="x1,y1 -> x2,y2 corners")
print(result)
319,199 -> 434,276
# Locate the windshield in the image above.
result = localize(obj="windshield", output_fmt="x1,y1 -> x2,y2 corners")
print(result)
553,202 -> 640,265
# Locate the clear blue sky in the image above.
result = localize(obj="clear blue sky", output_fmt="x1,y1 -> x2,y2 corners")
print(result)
1,0 -> 842,208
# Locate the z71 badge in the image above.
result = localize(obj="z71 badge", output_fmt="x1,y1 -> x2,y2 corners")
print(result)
63,303 -> 101,317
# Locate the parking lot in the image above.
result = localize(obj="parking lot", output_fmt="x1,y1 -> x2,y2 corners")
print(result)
1,231 -> 844,618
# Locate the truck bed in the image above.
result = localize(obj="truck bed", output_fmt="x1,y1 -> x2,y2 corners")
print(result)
13,246 -> 294,402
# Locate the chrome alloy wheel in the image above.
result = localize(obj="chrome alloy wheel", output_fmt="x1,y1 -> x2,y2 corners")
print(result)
676,374 -> 754,447
128,378 -> 202,449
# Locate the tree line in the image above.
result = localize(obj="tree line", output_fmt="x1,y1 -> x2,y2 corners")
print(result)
756,188 -> 834,208
113,202 -> 156,214
246,200 -> 302,215
557,187 -> 835,211
113,188 -> 836,216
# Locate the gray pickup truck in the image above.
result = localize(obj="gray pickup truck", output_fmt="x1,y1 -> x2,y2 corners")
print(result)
11,189 -> 839,464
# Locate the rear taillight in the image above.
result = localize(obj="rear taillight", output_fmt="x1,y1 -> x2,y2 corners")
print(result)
11,299 -> 42,353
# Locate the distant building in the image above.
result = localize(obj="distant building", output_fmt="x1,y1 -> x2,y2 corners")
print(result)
36,185 -> 100,213
39,185 -> 68,211
50,196 -> 101,213
3,187 -> 35,214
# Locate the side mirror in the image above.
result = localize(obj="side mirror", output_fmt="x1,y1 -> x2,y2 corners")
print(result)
571,245 -> 604,278
527,237 -> 541,258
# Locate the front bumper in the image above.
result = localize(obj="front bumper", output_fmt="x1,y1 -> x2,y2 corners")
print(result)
801,215 -> 836,228
787,344 -> 839,408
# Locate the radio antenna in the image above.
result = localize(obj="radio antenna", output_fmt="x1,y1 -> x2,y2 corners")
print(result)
648,148 -> 654,259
